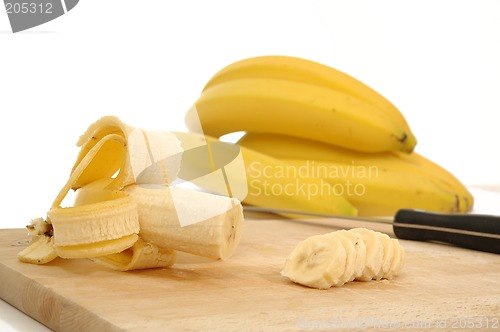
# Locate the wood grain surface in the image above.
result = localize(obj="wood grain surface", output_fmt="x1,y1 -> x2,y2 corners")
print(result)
1,216 -> 499,331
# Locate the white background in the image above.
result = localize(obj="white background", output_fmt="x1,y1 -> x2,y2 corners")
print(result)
1,0 -> 500,230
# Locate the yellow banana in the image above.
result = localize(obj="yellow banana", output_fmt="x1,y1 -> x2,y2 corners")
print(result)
173,131 -> 358,218
18,116 -> 245,269
281,158 -> 463,217
394,151 -> 474,209
237,132 -> 473,212
187,78 -> 416,153
202,55 -> 413,134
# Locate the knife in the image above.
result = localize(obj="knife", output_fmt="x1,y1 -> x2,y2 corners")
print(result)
243,207 -> 500,254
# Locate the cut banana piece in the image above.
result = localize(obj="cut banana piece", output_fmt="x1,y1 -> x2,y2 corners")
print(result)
374,232 -> 394,280
333,230 -> 366,283
124,185 -> 244,260
281,234 -> 347,289
349,228 -> 383,281
328,231 -> 356,286
385,239 -> 405,280
281,228 -> 405,289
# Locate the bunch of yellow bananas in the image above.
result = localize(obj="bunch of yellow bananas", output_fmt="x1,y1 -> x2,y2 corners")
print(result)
187,55 -> 473,217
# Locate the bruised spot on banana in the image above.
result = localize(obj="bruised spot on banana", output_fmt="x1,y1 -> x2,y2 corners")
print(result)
281,228 -> 405,289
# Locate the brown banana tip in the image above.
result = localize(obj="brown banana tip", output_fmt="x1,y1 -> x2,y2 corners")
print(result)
455,194 -> 461,212
392,132 -> 416,153
398,132 -> 408,145
463,196 -> 473,212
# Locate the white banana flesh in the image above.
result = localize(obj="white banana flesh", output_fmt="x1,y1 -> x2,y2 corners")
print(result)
334,230 -> 367,282
386,239 -> 406,280
281,228 -> 405,289
329,232 -> 357,286
281,234 -> 347,290
374,233 -> 395,280
124,185 -> 244,260
49,196 -> 140,247
351,228 -> 384,281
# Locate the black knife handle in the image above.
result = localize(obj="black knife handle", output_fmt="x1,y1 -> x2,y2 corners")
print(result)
393,209 -> 500,254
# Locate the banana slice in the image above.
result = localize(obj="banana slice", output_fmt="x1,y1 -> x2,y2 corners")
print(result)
373,232 -> 394,280
384,239 -> 405,280
281,234 -> 347,289
396,244 -> 406,275
349,228 -> 383,281
335,230 -> 366,282
328,231 -> 356,286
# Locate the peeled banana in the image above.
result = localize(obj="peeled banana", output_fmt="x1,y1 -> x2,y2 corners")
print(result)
18,116 -> 245,270
281,228 -> 405,289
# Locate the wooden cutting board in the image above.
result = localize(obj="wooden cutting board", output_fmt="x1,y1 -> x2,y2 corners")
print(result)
1,216 -> 499,332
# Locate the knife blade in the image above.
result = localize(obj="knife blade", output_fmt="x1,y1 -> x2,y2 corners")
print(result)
243,206 -> 500,254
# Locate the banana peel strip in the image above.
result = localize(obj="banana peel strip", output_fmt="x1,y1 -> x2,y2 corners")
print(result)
91,238 -> 176,272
